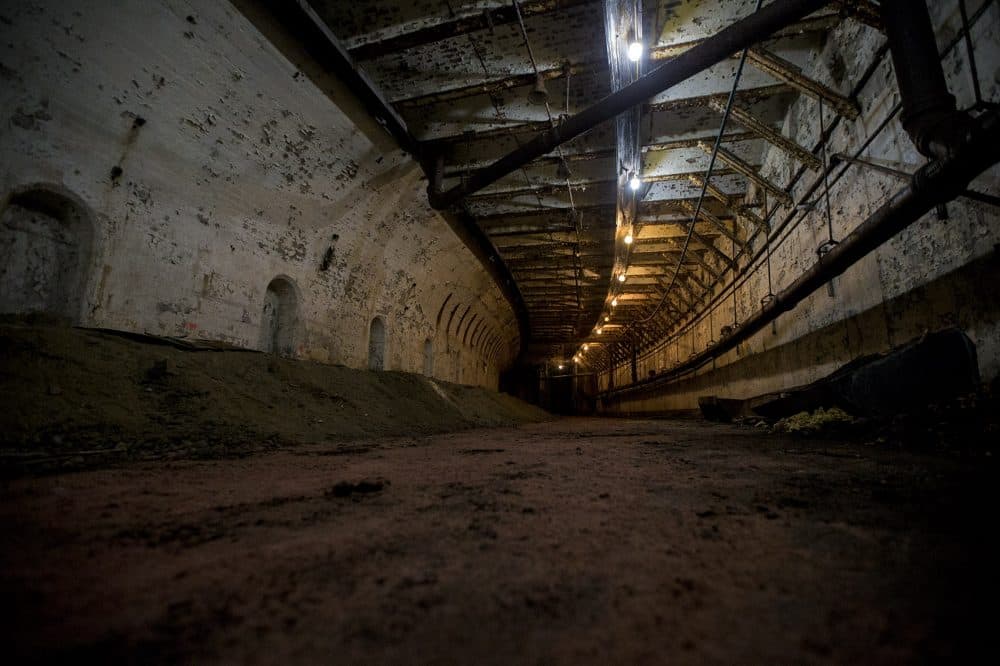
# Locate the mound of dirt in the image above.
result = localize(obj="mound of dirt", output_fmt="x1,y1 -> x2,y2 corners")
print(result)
0,321 -> 548,474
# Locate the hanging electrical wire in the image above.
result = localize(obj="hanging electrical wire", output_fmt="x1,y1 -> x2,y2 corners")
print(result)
629,0 -> 764,329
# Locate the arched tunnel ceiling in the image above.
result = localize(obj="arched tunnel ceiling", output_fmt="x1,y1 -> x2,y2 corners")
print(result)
308,0 -> 871,364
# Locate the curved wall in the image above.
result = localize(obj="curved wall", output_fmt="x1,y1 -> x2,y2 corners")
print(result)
0,0 -> 518,388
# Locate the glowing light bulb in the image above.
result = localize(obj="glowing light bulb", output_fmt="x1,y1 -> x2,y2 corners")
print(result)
583,344 -> 589,351
558,364 -> 564,370
618,274 -> 626,283
604,316 -> 610,322
611,298 -> 618,307
629,174 -> 641,191
627,41 -> 643,62
623,233 -> 633,245
597,328 -> 603,335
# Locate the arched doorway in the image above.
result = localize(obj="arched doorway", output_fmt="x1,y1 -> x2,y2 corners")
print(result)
423,338 -> 434,376
0,185 -> 93,322
260,276 -> 298,356
368,317 -> 386,371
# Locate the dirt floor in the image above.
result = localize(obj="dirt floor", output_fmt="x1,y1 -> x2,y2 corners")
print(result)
2,416 -> 995,664
0,320 -> 548,474
1,320 -> 996,663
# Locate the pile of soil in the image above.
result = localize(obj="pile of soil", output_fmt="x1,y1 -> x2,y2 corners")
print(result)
0,320 -> 548,474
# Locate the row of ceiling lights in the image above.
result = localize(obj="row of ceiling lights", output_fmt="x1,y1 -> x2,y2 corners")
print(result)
553,31 -> 645,371
573,35 -> 646,364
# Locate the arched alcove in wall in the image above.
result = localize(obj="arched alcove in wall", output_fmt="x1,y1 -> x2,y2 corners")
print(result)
0,184 -> 94,323
260,276 -> 298,356
368,316 -> 386,371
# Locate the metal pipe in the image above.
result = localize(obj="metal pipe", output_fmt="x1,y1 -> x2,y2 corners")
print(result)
427,0 -> 832,210
880,0 -> 971,159
600,108 -> 1000,401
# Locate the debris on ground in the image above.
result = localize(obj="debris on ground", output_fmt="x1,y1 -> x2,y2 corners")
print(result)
772,407 -> 857,435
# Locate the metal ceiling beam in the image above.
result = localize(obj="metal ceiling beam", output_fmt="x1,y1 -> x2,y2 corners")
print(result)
427,0 -> 833,210
647,13 -> 841,61
679,200 -> 745,248
697,141 -> 793,204
648,83 -> 792,114
686,174 -> 735,208
395,14 -> 838,110
683,174 -> 768,231
466,167 -> 741,202
475,204 -> 613,223
708,99 -> 823,170
346,0 -> 598,60
486,224 -> 577,237
746,47 -> 860,118
393,61 -> 596,109
443,132 -> 757,177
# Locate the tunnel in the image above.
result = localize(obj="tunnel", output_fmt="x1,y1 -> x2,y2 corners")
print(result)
1,0 -> 998,662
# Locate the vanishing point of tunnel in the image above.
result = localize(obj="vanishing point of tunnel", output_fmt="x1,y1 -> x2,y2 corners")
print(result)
1,0 -> 998,663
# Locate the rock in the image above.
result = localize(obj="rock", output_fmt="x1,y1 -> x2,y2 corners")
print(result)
327,479 -> 387,498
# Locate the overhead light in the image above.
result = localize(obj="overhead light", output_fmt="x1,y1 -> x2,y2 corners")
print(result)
627,41 -> 643,62
629,173 -> 641,191
604,316 -> 610,322
596,328 -> 603,335
623,233 -> 633,245
618,273 -> 626,283
611,298 -> 618,307
583,344 -> 589,351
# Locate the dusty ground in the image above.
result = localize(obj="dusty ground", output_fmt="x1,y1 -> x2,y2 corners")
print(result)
2,321 -> 994,662
2,416 -> 994,664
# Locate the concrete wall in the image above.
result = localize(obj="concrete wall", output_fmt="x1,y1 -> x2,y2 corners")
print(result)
600,0 -> 1000,413
0,0 -> 519,388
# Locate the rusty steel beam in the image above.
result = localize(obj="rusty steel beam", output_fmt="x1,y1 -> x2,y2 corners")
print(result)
427,0 -> 833,210
647,83 -> 792,114
747,47 -> 860,118
697,141 -> 792,205
466,167 -> 742,202
475,204 -> 613,223
647,13 -> 841,60
393,61 -> 595,109
686,174 -> 736,208
679,200 -> 745,247
466,179 -> 615,201
485,224 -> 577,237
346,0 -> 598,60
642,167 -> 738,186
686,174 -> 768,229
709,99 -> 823,170
444,132 -> 757,177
